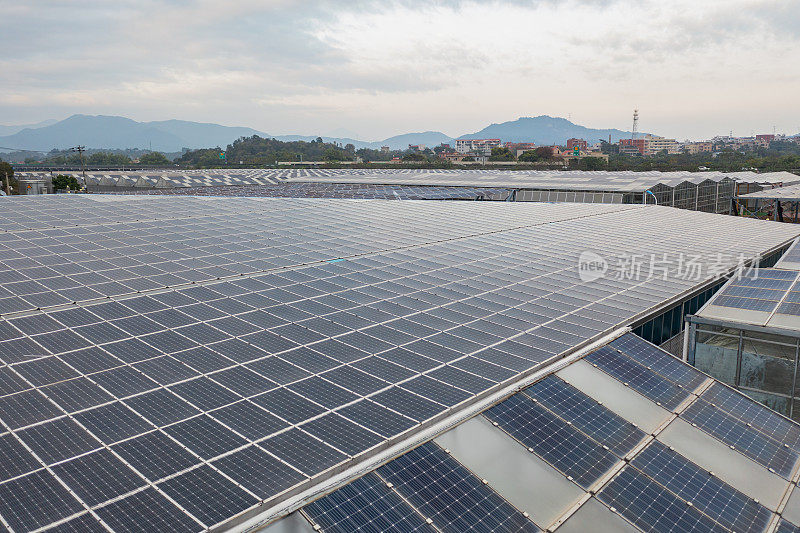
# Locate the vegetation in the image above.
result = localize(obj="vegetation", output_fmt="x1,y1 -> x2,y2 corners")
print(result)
0,161 -> 17,194
178,136 -> 355,167
87,152 -> 132,165
488,147 -> 515,161
569,156 -> 608,170
52,174 -> 81,191
139,152 -> 171,165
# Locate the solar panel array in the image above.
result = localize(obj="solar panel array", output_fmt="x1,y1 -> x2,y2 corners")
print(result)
103,183 -> 512,201
698,265 -> 800,330
0,195 -> 799,532
18,168 -> 798,193
737,182 -> 800,201
288,333 -> 800,533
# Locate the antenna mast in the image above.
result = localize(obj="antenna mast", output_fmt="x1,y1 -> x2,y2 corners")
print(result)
631,109 -> 639,140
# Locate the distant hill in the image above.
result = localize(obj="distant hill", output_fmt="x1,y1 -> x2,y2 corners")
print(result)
0,115 -> 270,152
0,119 -> 58,137
273,131 -> 454,151
0,113 -> 647,154
457,115 -> 642,145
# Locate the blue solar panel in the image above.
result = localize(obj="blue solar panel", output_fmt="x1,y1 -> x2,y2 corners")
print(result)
598,466 -> 729,533
484,393 -> 619,488
608,333 -> 706,389
631,440 -> 772,532
682,399 -> 799,478
711,295 -> 781,312
304,472 -> 435,533
777,519 -> 800,533
522,376 -> 645,456
701,382 -> 800,452
585,346 -> 691,410
377,442 -> 540,532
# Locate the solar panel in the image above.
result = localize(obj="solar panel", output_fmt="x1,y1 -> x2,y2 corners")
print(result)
376,442 -> 540,532
778,519 -> 800,533
700,382 -> 800,452
630,440 -> 772,532
597,466 -> 729,533
304,472 -> 436,533
607,333 -> 706,389
484,393 -> 619,488
522,376 -> 646,456
1,196 -> 799,531
584,346 -> 691,410
681,398 -> 799,478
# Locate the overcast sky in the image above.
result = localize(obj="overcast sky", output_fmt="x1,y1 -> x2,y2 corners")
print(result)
3,0 -> 799,141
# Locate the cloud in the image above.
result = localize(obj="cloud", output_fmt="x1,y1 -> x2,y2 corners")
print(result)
1,0 -> 799,139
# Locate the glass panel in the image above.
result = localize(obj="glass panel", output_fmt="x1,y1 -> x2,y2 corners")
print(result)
740,337 -> 796,396
694,330 -> 739,385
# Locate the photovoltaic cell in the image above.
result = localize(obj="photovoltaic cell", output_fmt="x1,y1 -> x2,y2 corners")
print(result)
681,398 -> 799,478
157,465 -> 258,528
630,440 -> 772,532
522,376 -> 646,456
1,195 -> 798,532
0,470 -> 84,532
212,446 -> 306,500
94,487 -> 201,533
52,449 -> 147,507
377,442 -> 540,532
304,472 -> 435,533
608,334 -> 706,389
701,382 -> 800,453
585,346 -> 691,410
484,393 -> 618,488
598,467 -> 729,533
778,519 -> 800,533
112,431 -> 200,481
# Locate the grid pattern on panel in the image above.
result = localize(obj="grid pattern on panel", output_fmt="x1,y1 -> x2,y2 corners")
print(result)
709,269 -> 798,313
597,467 -> 730,533
376,442 -> 540,532
584,346 -> 691,410
522,375 -> 646,456
303,472 -> 436,533
483,393 -> 619,488
607,333 -> 706,389
778,519 -> 800,533
0,196 -> 798,532
681,398 -> 799,478
630,440 -> 773,532
701,382 -> 800,452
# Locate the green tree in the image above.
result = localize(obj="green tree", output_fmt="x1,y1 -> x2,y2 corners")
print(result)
52,174 -> 81,191
0,162 -> 17,194
517,150 -> 540,162
488,147 -> 515,161
323,148 -> 344,161
139,152 -> 171,165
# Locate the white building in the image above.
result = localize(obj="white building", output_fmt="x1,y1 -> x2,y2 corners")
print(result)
455,138 -> 502,155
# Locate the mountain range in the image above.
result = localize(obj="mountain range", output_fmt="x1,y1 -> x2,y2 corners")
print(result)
0,114 -> 642,153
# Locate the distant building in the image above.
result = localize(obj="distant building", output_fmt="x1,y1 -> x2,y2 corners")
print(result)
682,142 -> 713,154
380,146 -> 390,153
619,138 -> 647,156
619,135 -> 679,156
504,142 -> 537,157
408,144 -> 426,152
566,138 -> 588,151
455,139 -> 502,155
